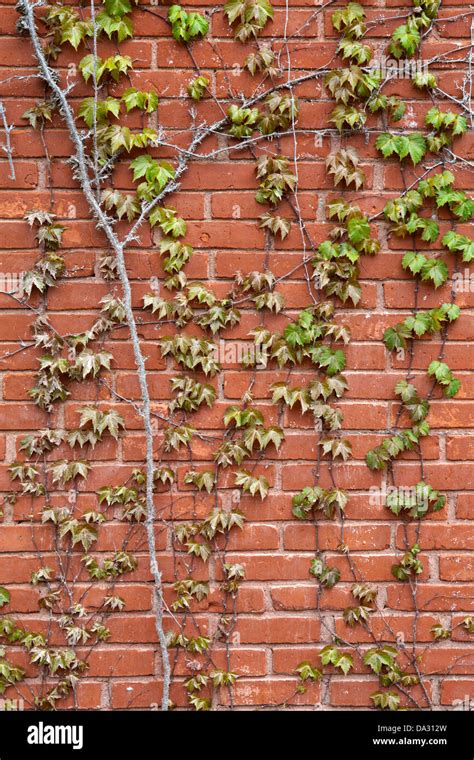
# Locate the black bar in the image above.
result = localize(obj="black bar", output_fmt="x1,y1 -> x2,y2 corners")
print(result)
0,709 -> 470,758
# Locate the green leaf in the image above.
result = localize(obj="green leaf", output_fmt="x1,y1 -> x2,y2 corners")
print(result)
122,88 -> 158,114
390,21 -> 421,58
335,653 -> 353,676
61,22 -> 89,51
0,588 -> 10,608
169,5 -> 209,42
428,360 -> 451,384
187,76 -> 209,101
97,11 -> 134,42
371,690 -> 401,711
405,133 -> 427,165
442,231 -> 474,262
439,302 -> 460,322
413,71 -> 437,89
402,251 -> 426,274
295,661 -> 322,681
347,215 -> 370,243
78,96 -> 121,128
431,624 -> 451,640
319,645 -> 353,675
453,196 -> 474,222
364,646 -> 397,674
445,378 -> 461,398
376,133 -> 426,165
234,469 -> 269,500
428,361 -> 460,397
375,132 -> 398,159
420,258 -> 448,288
310,558 -> 340,588
405,311 -> 432,336
104,0 -> 132,15
389,97 -> 405,122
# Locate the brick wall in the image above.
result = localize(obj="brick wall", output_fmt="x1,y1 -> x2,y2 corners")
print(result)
0,0 -> 473,710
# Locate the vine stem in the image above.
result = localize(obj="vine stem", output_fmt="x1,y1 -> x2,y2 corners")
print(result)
20,0 -> 171,710
0,99 -> 15,180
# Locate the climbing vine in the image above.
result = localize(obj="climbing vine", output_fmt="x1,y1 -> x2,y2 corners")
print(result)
0,0 -> 472,711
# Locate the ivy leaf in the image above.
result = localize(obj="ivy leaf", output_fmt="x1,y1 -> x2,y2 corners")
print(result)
0,588 -> 10,608
259,213 -> 291,240
364,646 -> 397,674
310,558 -> 340,588
79,54 -> 133,83
79,407 -> 125,440
402,251 -> 426,274
390,22 -> 421,58
261,426 -> 284,451
61,23 -> 89,51
347,215 -> 370,243
428,360 -> 451,385
321,438 -> 352,461
104,0 -> 132,15
49,459 -> 91,485
462,617 -> 474,634
295,661 -> 323,682
420,219 -> 439,244
413,71 -> 437,90
375,133 -> 398,159
352,583 -> 377,604
335,652 -> 353,675
122,88 -> 158,114
149,206 -> 187,238
184,469 -> 215,493
224,0 -> 274,37
389,97 -> 405,122
452,196 -> 474,222
169,5 -> 209,42
338,38 -> 372,65
187,75 -> 209,101
320,646 -> 353,675
445,378 -> 461,398
312,347 -> 346,376
97,12 -> 134,42
343,605 -> 372,626
405,133 -> 427,165
319,644 -> 337,665
428,360 -> 460,397
329,104 -> 366,131
371,690 -> 401,711
234,469 -> 269,500
439,302 -> 460,322
442,231 -> 474,262
365,451 -> 384,471
420,258 -> 448,288
78,97 -> 121,128
405,311 -> 432,337
425,107 -> 468,137
376,133 -> 426,165
431,624 -> 451,641
186,540 -> 211,562
71,349 -> 113,379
